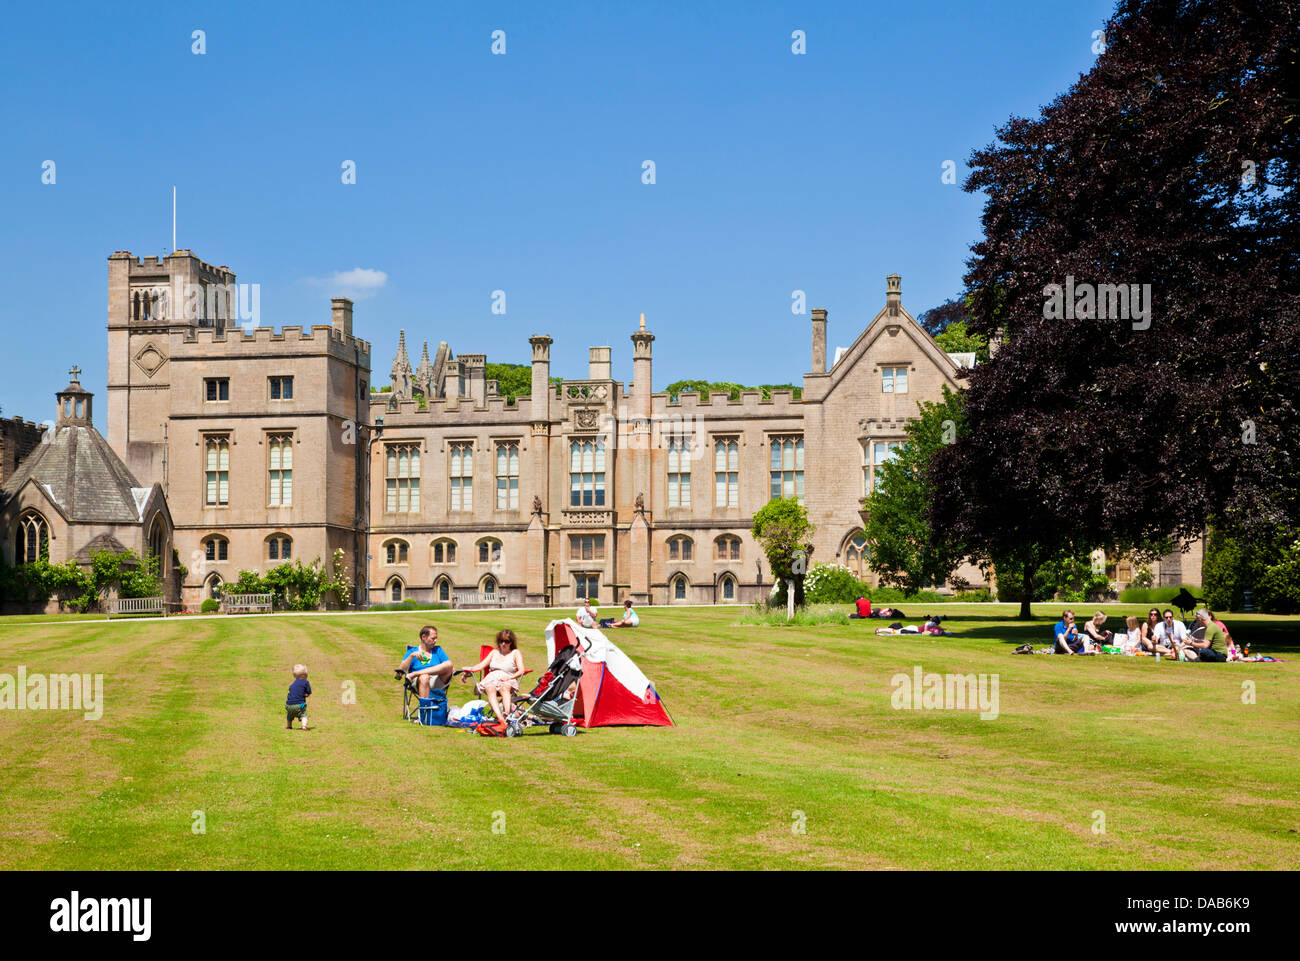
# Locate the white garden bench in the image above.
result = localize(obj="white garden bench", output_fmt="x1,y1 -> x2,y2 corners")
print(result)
451,591 -> 502,609
106,596 -> 166,619
221,593 -> 274,614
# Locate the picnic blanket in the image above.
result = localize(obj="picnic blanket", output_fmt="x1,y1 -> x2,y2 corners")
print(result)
1019,647 -> 1284,661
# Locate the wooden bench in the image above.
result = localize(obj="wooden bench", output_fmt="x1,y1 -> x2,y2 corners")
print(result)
106,596 -> 166,619
221,593 -> 274,614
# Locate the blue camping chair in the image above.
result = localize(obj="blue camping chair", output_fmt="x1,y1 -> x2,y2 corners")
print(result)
396,645 -> 448,726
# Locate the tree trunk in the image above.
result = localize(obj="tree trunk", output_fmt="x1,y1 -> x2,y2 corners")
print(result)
1018,564 -> 1035,620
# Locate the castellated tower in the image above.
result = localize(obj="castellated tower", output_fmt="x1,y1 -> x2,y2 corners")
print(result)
107,250 -> 239,485
104,249 -> 373,607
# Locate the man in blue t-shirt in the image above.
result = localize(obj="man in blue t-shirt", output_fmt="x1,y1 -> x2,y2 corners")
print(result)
399,625 -> 454,697
1053,610 -> 1084,654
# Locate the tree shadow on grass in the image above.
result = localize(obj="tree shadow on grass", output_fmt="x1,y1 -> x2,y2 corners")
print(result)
930,616 -> 1052,647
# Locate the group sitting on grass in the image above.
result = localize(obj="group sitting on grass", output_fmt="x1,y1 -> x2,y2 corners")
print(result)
1053,608 -> 1237,661
574,597 -> 641,630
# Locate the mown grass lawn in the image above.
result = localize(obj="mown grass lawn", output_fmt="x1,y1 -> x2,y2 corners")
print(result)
0,604 -> 1295,870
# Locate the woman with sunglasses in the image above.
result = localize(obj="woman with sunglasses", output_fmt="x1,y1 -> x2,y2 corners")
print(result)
1138,607 -> 1161,653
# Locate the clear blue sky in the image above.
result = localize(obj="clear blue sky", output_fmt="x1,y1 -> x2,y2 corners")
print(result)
0,0 -> 1115,421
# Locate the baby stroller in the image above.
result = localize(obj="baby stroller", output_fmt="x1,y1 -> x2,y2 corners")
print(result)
395,645 -> 448,726
495,636 -> 587,738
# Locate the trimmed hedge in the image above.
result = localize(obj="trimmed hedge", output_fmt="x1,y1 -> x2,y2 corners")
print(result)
368,600 -> 451,612
1118,585 -> 1201,605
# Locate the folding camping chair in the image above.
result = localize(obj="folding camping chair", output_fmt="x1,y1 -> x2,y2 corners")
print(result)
475,644 -> 534,688
395,645 -> 449,725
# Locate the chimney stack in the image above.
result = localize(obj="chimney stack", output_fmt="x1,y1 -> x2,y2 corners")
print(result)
588,346 -> 611,380
631,317 -> 654,418
886,274 -> 901,316
529,335 -> 553,422
810,308 -> 828,373
331,297 -> 353,337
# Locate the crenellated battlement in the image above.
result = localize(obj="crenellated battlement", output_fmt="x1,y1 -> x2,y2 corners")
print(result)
654,387 -> 800,414
110,249 -> 235,281
176,324 -> 371,357
1,415 -> 43,432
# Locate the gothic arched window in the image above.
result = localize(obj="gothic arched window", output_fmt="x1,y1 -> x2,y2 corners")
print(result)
16,511 -> 48,565
845,531 -> 871,578
148,515 -> 166,561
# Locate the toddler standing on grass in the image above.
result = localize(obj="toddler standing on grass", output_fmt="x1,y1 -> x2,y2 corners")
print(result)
286,664 -> 311,730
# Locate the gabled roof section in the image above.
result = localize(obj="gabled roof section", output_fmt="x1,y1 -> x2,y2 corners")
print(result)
0,425 -> 149,524
75,533 -> 133,565
823,298 -> 965,395
0,475 -> 72,524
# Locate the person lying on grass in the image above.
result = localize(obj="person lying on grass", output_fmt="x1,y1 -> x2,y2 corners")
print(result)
457,629 -> 526,721
398,625 -> 455,698
1053,610 -> 1091,654
1152,609 -> 1189,658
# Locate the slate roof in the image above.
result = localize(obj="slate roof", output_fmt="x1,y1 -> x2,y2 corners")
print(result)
0,425 -> 152,523
74,532 -> 133,564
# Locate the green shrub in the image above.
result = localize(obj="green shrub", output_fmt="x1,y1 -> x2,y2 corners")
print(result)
1202,525 -> 1289,611
1256,542 -> 1300,614
803,563 -> 869,604
200,598 -> 219,613
954,587 -> 993,602
0,548 -> 166,613
228,550 -> 352,611
1118,585 -> 1200,605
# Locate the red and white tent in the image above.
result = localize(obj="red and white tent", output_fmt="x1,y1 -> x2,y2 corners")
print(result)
544,619 -> 673,728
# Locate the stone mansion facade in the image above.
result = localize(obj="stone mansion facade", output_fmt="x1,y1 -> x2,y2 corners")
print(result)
90,249 -> 981,608
367,274 -> 985,609
5,247 -> 1188,610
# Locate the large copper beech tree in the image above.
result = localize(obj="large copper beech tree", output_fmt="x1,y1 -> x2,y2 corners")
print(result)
930,0 -> 1299,617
